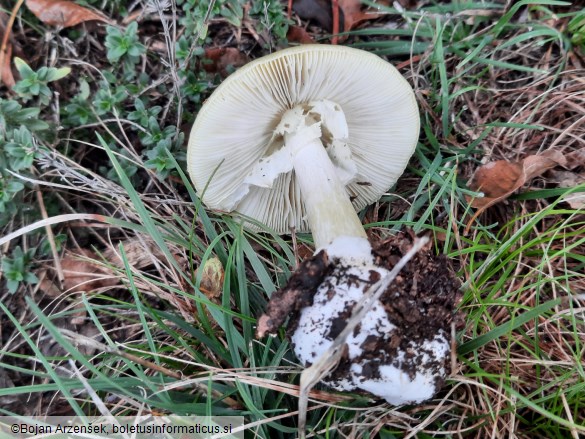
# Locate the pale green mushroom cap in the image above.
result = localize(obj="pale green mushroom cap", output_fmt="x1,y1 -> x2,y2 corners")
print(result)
187,45 -> 419,234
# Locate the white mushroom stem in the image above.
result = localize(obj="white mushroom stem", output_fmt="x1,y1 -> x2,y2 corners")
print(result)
276,102 -> 366,250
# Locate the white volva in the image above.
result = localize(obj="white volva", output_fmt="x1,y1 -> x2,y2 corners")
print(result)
291,236 -> 450,405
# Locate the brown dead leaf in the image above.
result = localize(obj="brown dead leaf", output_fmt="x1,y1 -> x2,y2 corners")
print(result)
60,251 -> 118,292
337,0 -> 365,32
38,238 -> 179,297
522,149 -> 566,180
465,150 -> 570,233
338,0 -> 387,32
25,0 -> 110,28
467,160 -> 523,209
287,25 -> 315,44
292,0 -> 386,34
293,0 -> 338,32
203,47 -> 249,78
549,170 -> 585,209
566,149 -> 585,170
467,150 -> 567,211
39,249 -> 119,297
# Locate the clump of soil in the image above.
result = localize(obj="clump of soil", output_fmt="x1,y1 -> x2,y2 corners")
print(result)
323,232 -> 462,394
259,231 -> 462,403
256,250 -> 330,338
372,232 -> 462,376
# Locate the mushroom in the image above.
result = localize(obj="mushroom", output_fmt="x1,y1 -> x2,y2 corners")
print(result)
187,45 -> 456,406
187,45 -> 419,246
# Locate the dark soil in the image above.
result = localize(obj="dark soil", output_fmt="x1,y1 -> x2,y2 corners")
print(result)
326,232 -> 462,393
256,249 -> 330,338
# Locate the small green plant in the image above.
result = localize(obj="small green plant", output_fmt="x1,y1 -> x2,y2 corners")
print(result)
4,126 -> 37,171
138,116 -> 185,179
250,0 -> 290,42
98,143 -> 139,184
1,246 -> 38,294
63,79 -> 94,126
12,58 -> 70,106
128,98 -> 162,127
105,22 -> 146,70
179,70 -> 209,104
178,0 -> 243,38
0,177 -> 24,216
92,82 -> 128,116
140,116 -> 176,147
0,98 -> 50,225
144,141 -> 184,179
175,36 -> 204,62
0,98 -> 49,132
39,234 -> 66,256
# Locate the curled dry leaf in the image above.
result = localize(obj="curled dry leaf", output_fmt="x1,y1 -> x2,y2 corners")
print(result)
25,0 -> 110,28
38,238 -> 178,297
549,170 -> 585,209
39,249 -> 119,297
467,160 -> 523,209
467,149 -> 566,211
466,149 -> 583,232
566,149 -> 585,170
338,0 -> 387,32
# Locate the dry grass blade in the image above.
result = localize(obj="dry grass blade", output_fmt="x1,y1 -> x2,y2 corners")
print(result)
0,213 -> 109,246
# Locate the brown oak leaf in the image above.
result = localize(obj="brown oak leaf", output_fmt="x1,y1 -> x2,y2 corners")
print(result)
549,170 -> 585,209
292,0 -> 387,33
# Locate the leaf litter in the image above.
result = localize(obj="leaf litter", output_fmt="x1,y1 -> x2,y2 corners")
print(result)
25,0 -> 110,28
292,0 -> 388,34
466,149 -> 585,231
